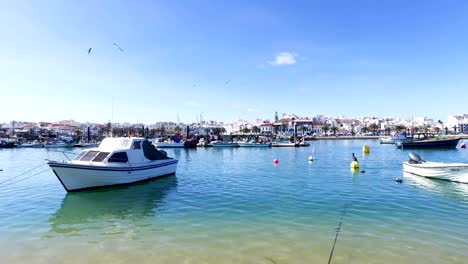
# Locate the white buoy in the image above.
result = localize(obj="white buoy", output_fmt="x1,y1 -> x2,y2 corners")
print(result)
308,156 -> 315,161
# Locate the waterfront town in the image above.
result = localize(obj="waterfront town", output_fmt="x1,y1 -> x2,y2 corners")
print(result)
1,112 -> 468,142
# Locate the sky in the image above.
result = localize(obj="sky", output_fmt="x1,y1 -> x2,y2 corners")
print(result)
1,0 -> 468,124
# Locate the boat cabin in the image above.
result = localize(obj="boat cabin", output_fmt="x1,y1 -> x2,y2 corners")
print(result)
72,137 -> 169,165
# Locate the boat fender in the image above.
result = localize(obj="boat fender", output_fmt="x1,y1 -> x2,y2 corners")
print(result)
362,144 -> 370,154
395,178 -> 403,183
461,143 -> 466,149
273,159 -> 279,164
350,161 -> 360,169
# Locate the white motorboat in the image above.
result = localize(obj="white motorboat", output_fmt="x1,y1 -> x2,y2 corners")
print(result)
153,141 -> 185,148
211,141 -> 239,147
380,131 -> 412,144
402,152 -> 468,183
271,140 -> 297,147
237,140 -> 271,147
47,137 -> 178,192
16,142 -> 44,148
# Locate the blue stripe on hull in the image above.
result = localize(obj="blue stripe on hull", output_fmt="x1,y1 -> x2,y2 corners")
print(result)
48,160 -> 178,172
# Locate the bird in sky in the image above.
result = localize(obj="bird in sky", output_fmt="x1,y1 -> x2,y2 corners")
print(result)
113,43 -> 124,52
225,80 -> 231,85
88,48 -> 92,54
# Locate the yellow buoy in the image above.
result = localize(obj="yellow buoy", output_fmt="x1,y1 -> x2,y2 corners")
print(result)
350,161 -> 360,169
362,144 -> 370,154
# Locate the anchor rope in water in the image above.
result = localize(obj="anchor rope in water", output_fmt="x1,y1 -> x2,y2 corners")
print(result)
0,163 -> 47,186
327,204 -> 350,264
0,168 -> 50,188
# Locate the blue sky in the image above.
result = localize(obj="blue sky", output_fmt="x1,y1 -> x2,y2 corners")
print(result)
1,0 -> 468,124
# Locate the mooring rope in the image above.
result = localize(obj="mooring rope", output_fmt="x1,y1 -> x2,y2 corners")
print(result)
0,163 -> 47,186
0,168 -> 50,188
327,204 -> 350,264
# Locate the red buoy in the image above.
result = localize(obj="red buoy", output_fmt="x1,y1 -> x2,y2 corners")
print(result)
461,143 -> 466,149
273,159 -> 279,164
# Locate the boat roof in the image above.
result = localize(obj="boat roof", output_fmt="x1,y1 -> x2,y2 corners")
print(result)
97,137 -> 145,152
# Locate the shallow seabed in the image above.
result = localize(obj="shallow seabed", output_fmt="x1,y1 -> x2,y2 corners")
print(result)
1,140 -> 467,263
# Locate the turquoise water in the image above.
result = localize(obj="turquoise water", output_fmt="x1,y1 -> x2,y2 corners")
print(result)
1,140 -> 468,263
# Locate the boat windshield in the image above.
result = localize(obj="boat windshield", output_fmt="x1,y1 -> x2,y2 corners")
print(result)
98,138 -> 132,151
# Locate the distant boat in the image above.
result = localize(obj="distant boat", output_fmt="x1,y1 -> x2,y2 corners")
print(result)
211,141 -> 239,147
73,141 -> 99,148
47,137 -> 178,192
237,140 -> 271,147
16,142 -> 44,148
44,141 -> 75,148
0,139 -> 16,148
380,131 -> 412,144
396,133 -> 461,149
271,140 -> 297,147
153,141 -> 185,148
403,152 -> 468,183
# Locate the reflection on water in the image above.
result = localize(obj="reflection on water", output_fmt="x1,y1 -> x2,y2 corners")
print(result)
48,176 -> 177,236
403,172 -> 468,200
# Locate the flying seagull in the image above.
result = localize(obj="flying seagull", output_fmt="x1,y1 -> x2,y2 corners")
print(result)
88,48 -> 92,54
225,80 -> 231,85
113,43 -> 124,52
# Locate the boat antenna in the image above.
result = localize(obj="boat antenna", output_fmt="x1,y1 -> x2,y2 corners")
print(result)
111,96 -> 114,137
327,204 -> 350,264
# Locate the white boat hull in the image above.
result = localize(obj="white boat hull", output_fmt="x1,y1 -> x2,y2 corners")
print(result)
212,143 -> 239,147
403,161 -> 468,183
17,143 -> 44,148
237,143 -> 271,147
44,143 -> 75,148
48,159 -> 178,191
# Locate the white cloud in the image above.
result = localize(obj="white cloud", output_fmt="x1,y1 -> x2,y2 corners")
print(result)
270,52 -> 298,66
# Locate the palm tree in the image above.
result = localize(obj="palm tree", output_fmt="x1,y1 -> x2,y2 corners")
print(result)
368,123 -> 379,135
322,123 -> 330,136
330,126 -> 338,136
361,126 -> 368,135
445,127 -> 449,135
435,127 -> 441,134
106,121 -> 112,136
300,125 -> 308,136
395,125 -> 406,132
242,127 -> 251,134
251,126 -> 260,134
453,125 -> 458,134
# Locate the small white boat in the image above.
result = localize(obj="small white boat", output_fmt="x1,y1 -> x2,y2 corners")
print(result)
16,142 -> 44,148
153,141 -> 185,148
271,140 -> 297,147
380,131 -> 412,144
402,152 -> 468,183
211,141 -> 239,147
237,140 -> 271,147
47,137 -> 178,192
44,141 -> 75,148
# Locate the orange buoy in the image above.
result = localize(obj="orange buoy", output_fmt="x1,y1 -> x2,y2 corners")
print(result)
273,159 -> 279,164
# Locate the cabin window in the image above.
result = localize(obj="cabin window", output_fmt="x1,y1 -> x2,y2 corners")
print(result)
108,152 -> 128,163
133,141 -> 141,149
80,151 -> 99,161
74,151 -> 88,161
92,152 -> 110,162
